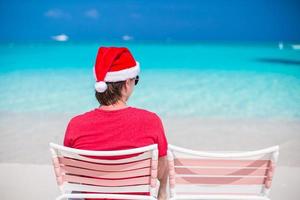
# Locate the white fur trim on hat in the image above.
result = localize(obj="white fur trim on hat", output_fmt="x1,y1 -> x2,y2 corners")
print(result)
104,62 -> 140,82
95,81 -> 108,93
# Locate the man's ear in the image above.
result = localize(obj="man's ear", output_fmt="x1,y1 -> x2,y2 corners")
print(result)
124,79 -> 131,92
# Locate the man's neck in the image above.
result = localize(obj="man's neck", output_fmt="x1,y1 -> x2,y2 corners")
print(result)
99,100 -> 128,111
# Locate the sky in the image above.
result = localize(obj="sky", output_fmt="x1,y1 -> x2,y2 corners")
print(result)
0,0 -> 300,42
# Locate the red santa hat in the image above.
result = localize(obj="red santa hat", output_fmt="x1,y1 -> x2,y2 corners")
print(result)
94,47 -> 140,93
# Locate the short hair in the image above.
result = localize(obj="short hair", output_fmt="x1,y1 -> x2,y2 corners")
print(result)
95,81 -> 126,106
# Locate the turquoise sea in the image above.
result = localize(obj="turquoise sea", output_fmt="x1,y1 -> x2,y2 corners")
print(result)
0,42 -> 300,119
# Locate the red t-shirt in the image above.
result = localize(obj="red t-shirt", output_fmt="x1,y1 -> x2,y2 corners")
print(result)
64,106 -> 168,157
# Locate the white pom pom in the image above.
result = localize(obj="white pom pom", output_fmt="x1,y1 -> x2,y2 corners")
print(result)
95,81 -> 108,93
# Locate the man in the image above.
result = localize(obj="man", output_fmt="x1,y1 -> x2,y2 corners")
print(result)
64,47 -> 168,199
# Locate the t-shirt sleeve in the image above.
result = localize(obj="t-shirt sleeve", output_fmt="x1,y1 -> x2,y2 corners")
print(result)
63,120 -> 75,147
154,115 -> 168,157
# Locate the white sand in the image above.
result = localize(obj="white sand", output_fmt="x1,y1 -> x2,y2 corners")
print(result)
1,111 -> 300,199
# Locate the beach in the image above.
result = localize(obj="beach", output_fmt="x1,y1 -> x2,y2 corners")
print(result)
1,0 -> 300,197
1,42 -> 300,199
1,111 -> 300,199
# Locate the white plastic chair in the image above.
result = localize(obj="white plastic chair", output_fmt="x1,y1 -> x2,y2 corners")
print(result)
49,143 -> 159,200
168,145 -> 279,200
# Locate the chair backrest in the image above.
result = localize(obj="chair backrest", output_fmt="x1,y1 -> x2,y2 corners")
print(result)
50,143 -> 158,197
168,145 -> 279,199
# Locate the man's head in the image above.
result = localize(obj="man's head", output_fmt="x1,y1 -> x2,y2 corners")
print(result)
93,47 -> 140,105
94,47 -> 140,92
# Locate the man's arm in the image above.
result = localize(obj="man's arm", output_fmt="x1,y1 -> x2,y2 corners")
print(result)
157,156 -> 168,200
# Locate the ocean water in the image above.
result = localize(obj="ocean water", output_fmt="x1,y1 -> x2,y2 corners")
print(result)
0,42 -> 300,119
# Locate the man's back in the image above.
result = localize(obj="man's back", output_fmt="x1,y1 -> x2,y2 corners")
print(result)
64,107 -> 167,157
